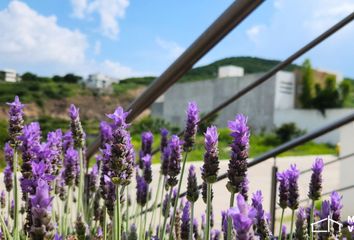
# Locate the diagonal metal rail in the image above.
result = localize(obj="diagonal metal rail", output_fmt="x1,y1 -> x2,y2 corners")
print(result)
86,0 -> 264,159
148,12 -> 354,155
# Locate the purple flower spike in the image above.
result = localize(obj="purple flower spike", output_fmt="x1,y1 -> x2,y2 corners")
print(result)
183,102 -> 199,152
162,193 -> 170,218
281,225 -> 287,240
251,191 -> 271,239
308,157 -> 324,201
7,96 -> 25,147
46,129 -> 63,176
63,147 -> 79,187
161,146 -> 171,176
193,218 -> 199,240
4,165 -> 13,192
167,135 -> 182,187
221,211 -> 228,239
202,126 -> 219,183
295,207 -> 308,240
102,175 -> 116,216
287,164 -> 300,210
69,104 -> 85,148
330,191 -> 343,234
277,171 -> 289,209
4,143 -> 14,169
211,229 -> 221,240
186,165 -> 199,203
136,174 -> 148,207
142,154 -> 152,184
240,176 -> 249,201
227,114 -> 250,194
108,107 -> 134,186
139,131 -> 154,169
160,128 -> 169,151
181,201 -> 190,240
30,179 -> 54,239
100,121 -> 113,146
0,191 -> 5,209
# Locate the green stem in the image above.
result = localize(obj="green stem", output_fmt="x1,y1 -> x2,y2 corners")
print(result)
149,173 -> 162,233
169,152 -> 189,240
139,206 -> 143,240
77,148 -> 85,218
114,185 -> 122,240
125,186 -> 130,234
143,204 -> 148,240
103,207 -> 107,240
0,212 -> 12,240
157,177 -> 166,232
227,193 -> 235,240
189,202 -> 194,240
12,149 -> 19,240
204,183 -> 212,240
160,188 -> 173,240
310,201 -> 315,240
289,210 -> 295,240
63,186 -> 71,237
278,208 -> 285,240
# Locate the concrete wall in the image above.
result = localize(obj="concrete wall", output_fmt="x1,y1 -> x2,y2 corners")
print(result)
339,122 -> 354,218
151,72 -> 281,132
274,109 -> 354,144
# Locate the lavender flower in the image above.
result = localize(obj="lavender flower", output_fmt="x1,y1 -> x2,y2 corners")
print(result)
277,171 -> 289,209
330,191 -> 343,235
202,126 -> 219,184
46,129 -> 63,176
19,122 -> 41,182
136,174 -> 148,207
228,194 -> 257,240
281,225 -> 287,240
107,107 -> 134,186
251,191 -> 271,239
226,114 -> 250,194
171,188 -> 178,208
211,229 -> 221,240
181,201 -> 190,240
162,193 -> 170,218
4,165 -> 13,192
142,154 -> 152,184
69,104 -> 85,148
174,209 -> 182,240
161,146 -> 171,177
30,179 -> 54,239
102,175 -> 116,216
100,121 -> 113,146
319,200 -> 331,239
186,165 -> 199,203
160,128 -> 169,150
129,224 -> 138,240
287,164 -> 300,210
88,164 -> 99,193
240,176 -> 249,202
167,135 -> 182,187
63,147 -> 79,187
193,218 -> 199,240
0,191 -> 5,209
222,211 -> 228,239
139,131 -> 153,168
295,207 -> 308,240
183,102 -> 199,152
7,96 -> 24,147
4,143 -> 13,169
75,215 -> 88,240
62,131 -> 74,152
308,158 -> 324,201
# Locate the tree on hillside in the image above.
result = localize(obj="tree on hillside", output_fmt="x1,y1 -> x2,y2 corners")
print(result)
22,72 -> 38,82
299,59 -> 314,108
63,73 -> 82,83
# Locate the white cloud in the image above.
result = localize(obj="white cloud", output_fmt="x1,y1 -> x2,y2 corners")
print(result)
0,0 -> 87,67
155,37 -> 185,59
94,40 -> 101,55
0,1 -> 140,78
246,25 -> 264,44
71,0 -> 129,39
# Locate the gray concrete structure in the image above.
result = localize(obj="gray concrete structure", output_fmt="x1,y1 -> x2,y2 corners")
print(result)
151,70 -> 295,132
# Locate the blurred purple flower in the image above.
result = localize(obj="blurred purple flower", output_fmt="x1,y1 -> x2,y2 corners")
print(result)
4,143 -> 14,169
186,165 -> 199,203
251,191 -> 271,239
181,201 -> 190,240
69,104 -> 85,148
7,96 -> 24,147
100,121 -> 113,146
4,164 -> 13,192
277,171 -> 289,209
142,154 -> 152,184
330,191 -> 343,235
46,129 -> 63,176
240,176 -> 249,201
211,229 -> 221,240
161,146 -> 171,176
136,174 -> 148,207
167,135 -> 182,187
183,102 -> 199,152
295,207 -> 308,240
63,147 -> 79,187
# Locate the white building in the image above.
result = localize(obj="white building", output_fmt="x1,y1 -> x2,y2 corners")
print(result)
0,69 -> 21,82
85,73 -> 119,90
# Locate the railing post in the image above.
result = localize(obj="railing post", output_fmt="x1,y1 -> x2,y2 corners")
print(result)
270,157 -> 278,234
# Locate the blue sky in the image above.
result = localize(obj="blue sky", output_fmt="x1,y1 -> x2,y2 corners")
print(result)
0,0 -> 353,78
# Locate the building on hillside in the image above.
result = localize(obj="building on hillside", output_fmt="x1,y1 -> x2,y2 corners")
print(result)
151,65 -> 296,132
84,73 -> 119,92
0,69 -> 21,82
